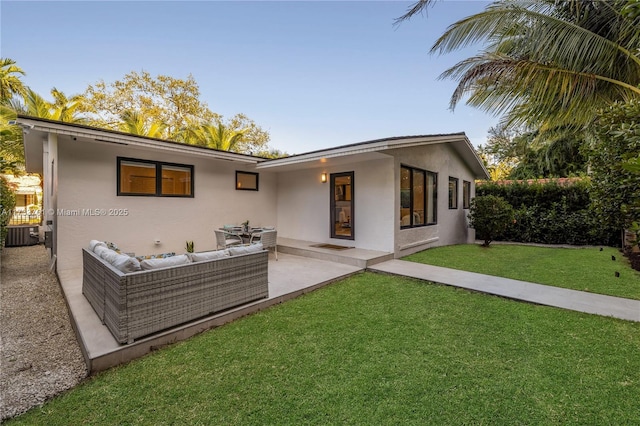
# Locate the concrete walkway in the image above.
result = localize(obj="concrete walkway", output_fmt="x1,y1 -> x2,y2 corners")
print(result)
369,260 -> 640,322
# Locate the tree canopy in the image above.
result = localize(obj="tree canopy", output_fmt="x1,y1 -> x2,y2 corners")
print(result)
399,0 -> 640,131
479,124 -> 588,180
82,70 -> 273,154
82,71 -> 218,137
0,61 -> 283,164
0,58 -> 26,101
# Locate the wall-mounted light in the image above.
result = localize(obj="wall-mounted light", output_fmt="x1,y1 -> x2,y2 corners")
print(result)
321,173 -> 327,183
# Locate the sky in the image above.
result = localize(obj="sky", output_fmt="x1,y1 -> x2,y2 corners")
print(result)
1,0 -> 497,154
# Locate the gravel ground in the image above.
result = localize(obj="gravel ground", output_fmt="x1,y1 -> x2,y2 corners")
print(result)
0,245 -> 87,421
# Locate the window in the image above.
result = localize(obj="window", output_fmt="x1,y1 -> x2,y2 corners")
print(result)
118,157 -> 193,197
236,171 -> 259,191
449,177 -> 458,209
463,180 -> 471,209
401,165 -> 437,228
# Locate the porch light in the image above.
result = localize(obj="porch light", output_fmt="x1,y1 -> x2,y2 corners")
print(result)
321,173 -> 327,183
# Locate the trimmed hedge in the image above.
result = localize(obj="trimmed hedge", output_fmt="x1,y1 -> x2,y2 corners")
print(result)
476,179 -> 616,246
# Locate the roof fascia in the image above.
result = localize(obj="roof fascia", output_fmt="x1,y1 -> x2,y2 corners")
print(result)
15,116 -> 261,164
257,135 -> 464,170
455,136 -> 491,180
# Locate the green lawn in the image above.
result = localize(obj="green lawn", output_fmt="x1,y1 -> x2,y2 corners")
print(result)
9,272 -> 640,425
405,244 -> 640,300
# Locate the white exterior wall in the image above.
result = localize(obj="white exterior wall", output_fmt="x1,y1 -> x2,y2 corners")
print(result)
392,143 -> 477,257
55,139 -> 277,271
276,158 -> 395,252
43,134 -> 58,258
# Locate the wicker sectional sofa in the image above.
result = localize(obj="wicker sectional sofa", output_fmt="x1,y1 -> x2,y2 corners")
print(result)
82,247 -> 269,344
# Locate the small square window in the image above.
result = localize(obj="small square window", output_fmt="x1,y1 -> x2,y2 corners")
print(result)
236,171 -> 259,191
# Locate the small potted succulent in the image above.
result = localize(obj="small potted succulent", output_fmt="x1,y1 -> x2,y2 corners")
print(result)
242,220 -> 250,233
185,241 -> 195,253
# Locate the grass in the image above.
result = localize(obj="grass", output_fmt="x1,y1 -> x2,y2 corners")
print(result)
9,272 -> 640,425
404,244 -> 640,300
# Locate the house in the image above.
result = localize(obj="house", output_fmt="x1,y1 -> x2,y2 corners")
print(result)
2,173 -> 42,226
17,115 -> 489,272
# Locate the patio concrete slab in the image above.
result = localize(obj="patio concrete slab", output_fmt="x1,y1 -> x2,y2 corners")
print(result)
277,237 -> 393,268
369,260 -> 640,322
58,252 -> 362,374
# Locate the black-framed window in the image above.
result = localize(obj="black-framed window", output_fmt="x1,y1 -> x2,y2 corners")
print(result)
449,177 -> 459,209
401,165 -> 436,228
463,180 -> 471,209
236,171 -> 259,191
117,157 -> 194,197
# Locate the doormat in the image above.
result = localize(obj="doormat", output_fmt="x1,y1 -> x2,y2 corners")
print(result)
310,243 -> 354,250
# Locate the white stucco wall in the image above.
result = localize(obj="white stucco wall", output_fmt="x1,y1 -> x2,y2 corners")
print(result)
55,139 -> 277,271
43,134 -> 58,259
391,143 -> 477,256
276,157 -> 395,252
51,134 -> 480,270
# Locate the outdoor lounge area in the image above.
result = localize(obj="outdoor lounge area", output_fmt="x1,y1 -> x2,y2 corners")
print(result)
66,238 -> 393,373
82,242 -> 269,344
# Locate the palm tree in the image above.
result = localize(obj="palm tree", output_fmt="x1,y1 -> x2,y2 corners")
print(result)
118,110 -> 167,138
0,103 -> 24,168
0,58 -> 26,101
16,88 -> 88,123
179,122 -> 247,152
49,88 -> 88,122
398,0 -> 640,131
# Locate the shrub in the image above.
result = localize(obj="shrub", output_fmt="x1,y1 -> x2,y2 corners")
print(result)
0,176 -> 16,249
588,100 -> 640,247
468,195 -> 515,247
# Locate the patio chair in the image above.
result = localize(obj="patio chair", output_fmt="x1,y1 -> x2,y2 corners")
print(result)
251,229 -> 277,260
248,226 -> 274,242
214,229 -> 243,249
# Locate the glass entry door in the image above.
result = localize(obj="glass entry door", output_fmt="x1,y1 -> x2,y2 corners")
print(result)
330,172 -> 354,240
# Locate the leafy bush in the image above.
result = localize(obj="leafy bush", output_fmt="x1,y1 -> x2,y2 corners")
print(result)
0,176 -> 16,249
477,179 -> 615,245
587,100 -> 640,246
468,195 -> 515,246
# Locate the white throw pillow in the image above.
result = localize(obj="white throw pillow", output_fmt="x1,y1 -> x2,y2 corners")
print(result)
140,254 -> 191,270
228,243 -> 263,256
188,250 -> 229,262
89,240 -> 107,252
93,245 -> 109,259
112,254 -> 141,273
99,248 -> 120,265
